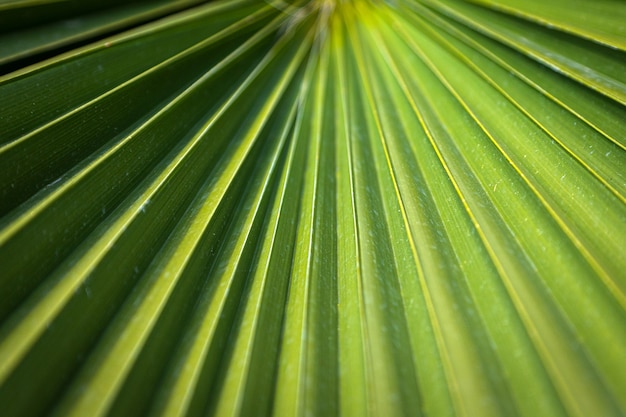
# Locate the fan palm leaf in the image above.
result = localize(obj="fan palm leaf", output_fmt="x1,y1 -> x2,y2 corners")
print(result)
0,0 -> 625,416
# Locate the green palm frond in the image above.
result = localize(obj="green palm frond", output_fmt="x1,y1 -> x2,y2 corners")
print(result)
0,0 -> 625,416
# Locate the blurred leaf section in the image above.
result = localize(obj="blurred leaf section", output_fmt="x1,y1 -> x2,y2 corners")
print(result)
0,0 -> 214,71
0,0 -> 625,417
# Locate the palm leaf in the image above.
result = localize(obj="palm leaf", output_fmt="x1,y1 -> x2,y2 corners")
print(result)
0,0 -> 625,416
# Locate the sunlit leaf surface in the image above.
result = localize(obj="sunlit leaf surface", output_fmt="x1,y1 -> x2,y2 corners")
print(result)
1,0 -> 625,416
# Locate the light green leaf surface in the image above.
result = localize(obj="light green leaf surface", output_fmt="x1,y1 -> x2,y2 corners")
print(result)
465,0 -> 626,51
0,0 -> 625,416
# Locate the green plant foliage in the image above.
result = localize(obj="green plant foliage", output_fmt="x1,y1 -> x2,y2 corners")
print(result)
0,0 -> 210,67
0,0 -> 625,416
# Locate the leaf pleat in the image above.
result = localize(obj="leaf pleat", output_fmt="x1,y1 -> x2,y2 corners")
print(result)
0,1 -> 625,416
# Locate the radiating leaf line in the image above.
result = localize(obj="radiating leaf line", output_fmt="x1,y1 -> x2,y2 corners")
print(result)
0,0 -> 257,83
465,0 -> 626,52
360,6 -> 536,414
393,9 -> 626,306
0,10 -> 272,156
0,0 -> 212,67
0,9 -> 290,324
386,6 -> 624,412
346,8 -> 443,416
0,5 -> 278,239
360,12 -> 510,417
1,1 -> 625,417
0,11 -> 313,415
0,0 -> 267,146
403,7 -> 626,204
400,0 -> 624,310
203,98 -> 301,417
422,0 -> 626,105
366,12 -> 543,417
383,33 -> 584,417
0,6 -> 278,219
405,2 -> 626,152
272,16 -> 334,416
343,9 -> 401,416
0,3 -> 273,147
147,59 -> 305,417
387,10 -> 625,415
50,25 -> 312,416
330,14 -> 369,417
